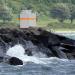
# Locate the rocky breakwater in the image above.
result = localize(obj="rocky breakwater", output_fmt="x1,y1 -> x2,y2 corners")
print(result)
0,27 -> 75,63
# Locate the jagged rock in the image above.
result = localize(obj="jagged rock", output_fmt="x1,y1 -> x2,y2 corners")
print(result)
0,27 -> 75,60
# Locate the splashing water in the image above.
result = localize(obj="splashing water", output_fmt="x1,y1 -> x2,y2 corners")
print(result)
0,33 -> 75,75
0,44 -> 74,75
6,44 -> 47,64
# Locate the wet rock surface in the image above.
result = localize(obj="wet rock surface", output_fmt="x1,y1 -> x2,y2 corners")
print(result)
0,27 -> 75,62
8,57 -> 23,65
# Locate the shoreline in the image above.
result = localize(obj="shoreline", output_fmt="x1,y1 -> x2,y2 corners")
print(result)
53,31 -> 75,33
50,30 -> 75,33
51,30 -> 75,35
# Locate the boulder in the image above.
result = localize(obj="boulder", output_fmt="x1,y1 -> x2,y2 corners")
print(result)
8,57 -> 23,65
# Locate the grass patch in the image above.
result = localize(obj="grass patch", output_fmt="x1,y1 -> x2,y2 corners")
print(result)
0,22 -> 19,28
37,17 -> 75,31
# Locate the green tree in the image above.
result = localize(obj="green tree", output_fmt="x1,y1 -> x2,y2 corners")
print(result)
0,5 -> 12,22
68,4 -> 75,23
50,3 -> 70,22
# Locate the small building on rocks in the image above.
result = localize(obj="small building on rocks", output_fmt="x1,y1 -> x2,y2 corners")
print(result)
19,10 -> 36,28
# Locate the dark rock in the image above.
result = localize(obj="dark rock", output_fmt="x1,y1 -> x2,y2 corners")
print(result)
8,57 -> 23,65
0,27 -> 75,60
25,49 -> 33,56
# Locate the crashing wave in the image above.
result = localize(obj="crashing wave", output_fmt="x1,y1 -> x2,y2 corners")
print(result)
5,44 -> 69,65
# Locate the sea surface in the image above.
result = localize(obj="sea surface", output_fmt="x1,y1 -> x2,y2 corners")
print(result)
0,33 -> 75,75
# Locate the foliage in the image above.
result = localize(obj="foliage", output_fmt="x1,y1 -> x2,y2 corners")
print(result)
67,4 -> 75,23
0,3 -> 12,22
0,0 -> 75,28
4,0 -> 75,18
50,3 -> 70,22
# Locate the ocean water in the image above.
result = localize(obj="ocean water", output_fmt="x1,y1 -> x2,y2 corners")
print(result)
0,58 -> 75,75
56,33 -> 75,40
0,33 -> 75,75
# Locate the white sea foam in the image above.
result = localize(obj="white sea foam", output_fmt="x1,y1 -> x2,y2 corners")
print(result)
6,44 -> 46,64
6,44 -> 69,65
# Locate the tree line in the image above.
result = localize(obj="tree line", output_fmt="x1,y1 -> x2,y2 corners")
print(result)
50,3 -> 75,23
0,0 -> 75,23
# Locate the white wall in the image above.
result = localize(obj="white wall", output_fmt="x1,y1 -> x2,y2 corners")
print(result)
20,10 -> 36,28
